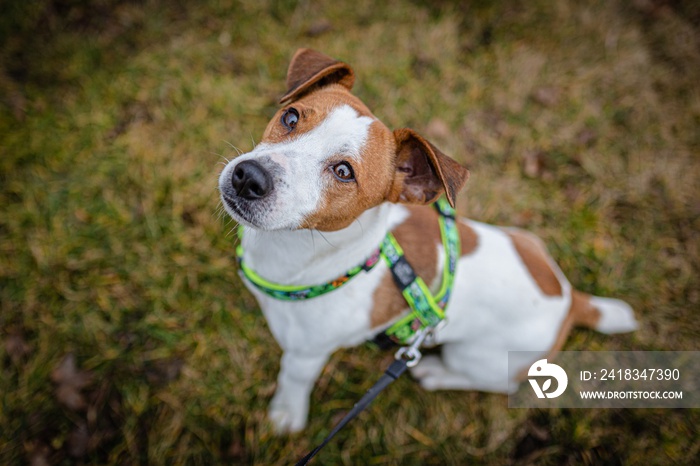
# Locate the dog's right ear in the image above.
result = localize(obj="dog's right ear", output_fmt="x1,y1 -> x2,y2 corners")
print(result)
279,49 -> 355,104
387,128 -> 469,208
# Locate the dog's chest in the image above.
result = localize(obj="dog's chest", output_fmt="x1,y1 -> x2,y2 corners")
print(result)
246,267 -> 386,352
238,203 -> 406,351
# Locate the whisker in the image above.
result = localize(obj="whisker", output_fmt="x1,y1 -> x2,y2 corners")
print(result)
315,229 -> 339,249
308,228 -> 316,254
211,149 -> 233,166
216,206 -> 228,222
223,140 -> 243,156
226,225 -> 239,239
353,217 -> 365,238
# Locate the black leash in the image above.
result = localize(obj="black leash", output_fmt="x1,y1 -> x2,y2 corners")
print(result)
295,328 -> 432,465
295,359 -> 408,465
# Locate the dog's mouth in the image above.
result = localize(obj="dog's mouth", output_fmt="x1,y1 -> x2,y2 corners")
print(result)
221,193 -> 257,226
221,190 -> 289,231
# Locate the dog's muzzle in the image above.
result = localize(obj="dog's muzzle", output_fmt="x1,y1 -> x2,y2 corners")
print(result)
231,160 -> 274,200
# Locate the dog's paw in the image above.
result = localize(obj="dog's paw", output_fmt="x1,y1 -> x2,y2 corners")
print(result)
410,355 -> 447,379
410,355 -> 449,391
269,407 -> 305,434
411,355 -> 480,391
268,395 -> 308,434
418,375 -> 447,391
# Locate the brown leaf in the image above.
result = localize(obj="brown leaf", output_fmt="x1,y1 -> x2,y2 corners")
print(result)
68,422 -> 90,458
425,118 -> 451,141
26,442 -> 51,466
513,209 -> 536,227
73,208 -> 91,223
306,19 -> 332,37
51,354 -> 93,389
8,91 -> 27,121
532,86 -> 561,107
565,185 -> 582,203
5,333 -> 31,364
55,384 -> 87,411
51,354 -> 93,411
227,438 -> 246,460
527,420 -> 551,442
522,150 -> 547,178
576,128 -> 597,147
144,357 -> 184,386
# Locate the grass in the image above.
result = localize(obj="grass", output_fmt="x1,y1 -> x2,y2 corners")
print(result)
1,0 -> 699,464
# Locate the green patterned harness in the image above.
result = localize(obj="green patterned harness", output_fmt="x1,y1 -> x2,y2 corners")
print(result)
236,198 -> 460,345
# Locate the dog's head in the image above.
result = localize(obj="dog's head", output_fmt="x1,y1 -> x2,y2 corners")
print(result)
219,49 -> 469,231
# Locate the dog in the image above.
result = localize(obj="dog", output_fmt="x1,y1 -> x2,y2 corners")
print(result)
218,49 -> 638,433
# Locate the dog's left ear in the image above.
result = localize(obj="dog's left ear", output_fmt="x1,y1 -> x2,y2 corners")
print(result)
388,128 -> 469,208
279,48 -> 355,104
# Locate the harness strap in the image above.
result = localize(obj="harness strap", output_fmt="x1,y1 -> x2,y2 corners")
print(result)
377,197 -> 460,345
379,233 -> 446,343
236,232 -> 381,301
237,198 -> 460,345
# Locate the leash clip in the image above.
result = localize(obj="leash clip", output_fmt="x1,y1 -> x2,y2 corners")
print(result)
394,327 -> 431,367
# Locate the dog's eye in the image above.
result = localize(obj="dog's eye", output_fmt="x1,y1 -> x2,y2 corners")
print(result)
332,162 -> 355,182
281,108 -> 299,130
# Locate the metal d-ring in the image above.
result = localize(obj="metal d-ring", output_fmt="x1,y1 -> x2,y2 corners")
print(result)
394,327 -> 432,367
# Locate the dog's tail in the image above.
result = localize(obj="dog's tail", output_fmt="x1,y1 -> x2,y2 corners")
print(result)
571,290 -> 638,334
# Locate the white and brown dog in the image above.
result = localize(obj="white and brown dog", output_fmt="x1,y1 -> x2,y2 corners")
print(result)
218,49 -> 637,433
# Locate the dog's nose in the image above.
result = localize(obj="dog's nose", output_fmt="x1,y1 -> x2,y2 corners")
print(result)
231,160 -> 273,200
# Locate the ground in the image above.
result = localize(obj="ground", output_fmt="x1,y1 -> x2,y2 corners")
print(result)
1,0 -> 699,464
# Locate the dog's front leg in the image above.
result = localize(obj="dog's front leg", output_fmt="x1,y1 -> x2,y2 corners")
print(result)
269,350 -> 329,433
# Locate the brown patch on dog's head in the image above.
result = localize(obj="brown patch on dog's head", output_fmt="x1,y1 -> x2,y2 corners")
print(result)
275,50 -> 470,231
222,49 -> 470,232
298,103 -> 398,231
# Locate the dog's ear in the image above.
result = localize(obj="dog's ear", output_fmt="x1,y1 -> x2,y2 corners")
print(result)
387,128 -> 469,207
279,49 -> 355,104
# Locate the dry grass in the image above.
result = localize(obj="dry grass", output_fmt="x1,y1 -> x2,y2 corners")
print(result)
1,0 -> 699,464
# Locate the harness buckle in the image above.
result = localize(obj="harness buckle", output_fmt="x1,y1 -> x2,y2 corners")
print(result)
423,318 -> 447,347
394,327 -> 432,367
